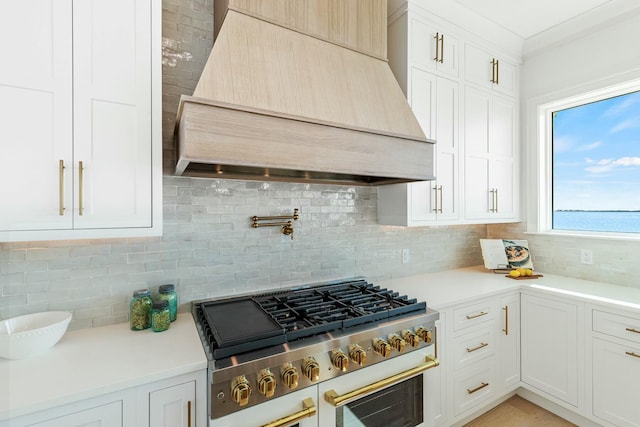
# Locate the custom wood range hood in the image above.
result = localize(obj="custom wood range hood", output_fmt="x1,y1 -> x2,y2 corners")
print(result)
175,0 -> 435,185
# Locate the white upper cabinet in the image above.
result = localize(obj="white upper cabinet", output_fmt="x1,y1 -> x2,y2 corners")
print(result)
464,87 -> 518,221
464,44 -> 517,97
379,1 -> 520,226
0,0 -> 73,232
0,0 -> 161,242
410,17 -> 459,78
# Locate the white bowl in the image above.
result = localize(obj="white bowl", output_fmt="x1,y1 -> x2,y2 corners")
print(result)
0,311 -> 72,360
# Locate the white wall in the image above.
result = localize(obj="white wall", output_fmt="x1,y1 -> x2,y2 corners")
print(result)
508,10 -> 640,287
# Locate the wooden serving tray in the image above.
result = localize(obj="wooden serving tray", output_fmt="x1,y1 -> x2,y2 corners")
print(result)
505,274 -> 544,280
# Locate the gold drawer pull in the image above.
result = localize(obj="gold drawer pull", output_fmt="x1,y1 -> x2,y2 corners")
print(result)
324,356 -> 439,407
502,305 -> 509,335
466,342 -> 489,353
467,382 -> 489,394
58,160 -> 65,216
626,327 -> 640,334
626,351 -> 640,359
466,311 -> 488,320
262,398 -> 316,427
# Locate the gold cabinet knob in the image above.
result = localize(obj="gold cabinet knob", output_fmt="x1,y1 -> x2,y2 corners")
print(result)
416,327 -> 433,345
231,376 -> 251,406
402,329 -> 420,347
257,369 -> 276,398
349,344 -> 367,366
332,349 -> 349,371
389,334 -> 406,352
303,357 -> 320,382
373,338 -> 391,358
281,364 -> 299,389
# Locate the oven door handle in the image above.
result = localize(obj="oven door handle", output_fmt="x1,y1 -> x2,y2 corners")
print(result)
324,355 -> 439,407
261,397 -> 316,427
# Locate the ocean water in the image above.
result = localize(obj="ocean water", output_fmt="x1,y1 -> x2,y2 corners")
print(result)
553,211 -> 640,233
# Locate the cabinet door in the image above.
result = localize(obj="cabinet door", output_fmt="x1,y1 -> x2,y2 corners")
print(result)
497,293 -> 520,390
464,87 -> 517,221
592,338 -> 640,427
149,381 -> 195,427
407,70 -> 459,223
72,0 -> 152,229
464,44 -> 516,97
25,401 -> 122,427
521,294 -> 580,407
410,17 -> 459,77
0,0 -> 73,232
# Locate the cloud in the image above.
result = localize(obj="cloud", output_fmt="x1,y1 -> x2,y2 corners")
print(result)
553,136 -> 575,153
575,141 -> 601,152
584,156 -> 640,173
610,118 -> 640,133
602,92 -> 640,117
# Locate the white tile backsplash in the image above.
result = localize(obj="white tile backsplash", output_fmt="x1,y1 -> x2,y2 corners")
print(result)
0,177 -> 487,329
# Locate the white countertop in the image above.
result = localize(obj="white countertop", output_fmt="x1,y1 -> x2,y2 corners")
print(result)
380,266 -> 640,312
4,267 -> 640,422
0,313 -> 207,421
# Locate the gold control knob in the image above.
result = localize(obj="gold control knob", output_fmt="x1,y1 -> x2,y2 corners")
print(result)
389,334 -> 406,352
303,357 -> 320,382
416,327 -> 433,345
231,376 -> 251,406
257,369 -> 276,398
373,338 -> 391,358
331,349 -> 349,371
281,363 -> 299,389
402,329 -> 420,347
349,344 -> 367,366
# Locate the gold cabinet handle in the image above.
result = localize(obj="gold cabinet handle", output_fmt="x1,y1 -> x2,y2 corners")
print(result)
59,160 -> 65,216
626,351 -> 640,359
187,400 -> 191,427
432,186 -> 439,213
495,59 -> 499,84
433,32 -> 440,62
626,327 -> 640,334
467,382 -> 489,394
466,342 -> 489,353
262,398 -> 316,427
495,188 -> 499,212
466,311 -> 488,320
439,34 -> 444,63
490,59 -> 495,83
78,161 -> 84,216
324,356 -> 439,407
502,305 -> 509,335
438,185 -> 443,213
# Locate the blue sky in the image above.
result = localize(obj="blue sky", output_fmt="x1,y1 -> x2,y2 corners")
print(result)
553,90 -> 640,211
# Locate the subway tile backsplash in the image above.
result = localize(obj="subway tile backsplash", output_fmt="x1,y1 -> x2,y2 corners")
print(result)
0,177 -> 486,329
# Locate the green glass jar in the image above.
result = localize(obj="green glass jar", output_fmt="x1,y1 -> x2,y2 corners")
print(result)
158,284 -> 178,322
130,289 -> 152,331
151,300 -> 171,332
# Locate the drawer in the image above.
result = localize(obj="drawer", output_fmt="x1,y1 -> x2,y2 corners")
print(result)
593,309 -> 640,345
453,357 -> 496,416
452,299 -> 495,332
453,326 -> 495,371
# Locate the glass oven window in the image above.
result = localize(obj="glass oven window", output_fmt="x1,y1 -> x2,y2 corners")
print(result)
336,375 -> 423,427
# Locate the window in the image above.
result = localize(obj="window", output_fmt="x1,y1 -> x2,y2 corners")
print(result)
542,85 -> 640,235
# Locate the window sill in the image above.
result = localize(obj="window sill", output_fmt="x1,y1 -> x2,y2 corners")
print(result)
524,230 -> 640,242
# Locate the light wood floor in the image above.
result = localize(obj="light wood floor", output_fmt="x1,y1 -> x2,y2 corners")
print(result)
463,396 -> 576,427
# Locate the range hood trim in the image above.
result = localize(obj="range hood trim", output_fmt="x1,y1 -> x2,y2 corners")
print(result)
176,97 -> 436,185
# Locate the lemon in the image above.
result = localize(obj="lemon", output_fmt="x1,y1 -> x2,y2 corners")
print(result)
526,269 -> 533,276
509,270 -> 521,278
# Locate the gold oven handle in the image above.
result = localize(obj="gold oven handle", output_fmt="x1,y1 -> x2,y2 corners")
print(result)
324,355 -> 439,407
261,398 -> 316,427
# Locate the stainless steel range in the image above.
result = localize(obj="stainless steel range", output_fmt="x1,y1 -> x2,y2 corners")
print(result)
192,278 -> 440,427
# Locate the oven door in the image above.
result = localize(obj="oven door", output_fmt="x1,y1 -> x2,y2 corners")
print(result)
318,350 -> 439,427
211,387 -> 318,427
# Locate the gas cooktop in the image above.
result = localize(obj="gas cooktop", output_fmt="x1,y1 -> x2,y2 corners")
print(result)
193,278 -> 427,360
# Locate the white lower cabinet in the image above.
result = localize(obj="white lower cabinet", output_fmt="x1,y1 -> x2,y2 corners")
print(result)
591,306 -> 640,427
5,371 -> 205,427
149,381 -> 196,427
441,291 -> 520,425
521,293 -> 582,409
23,401 -> 123,427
